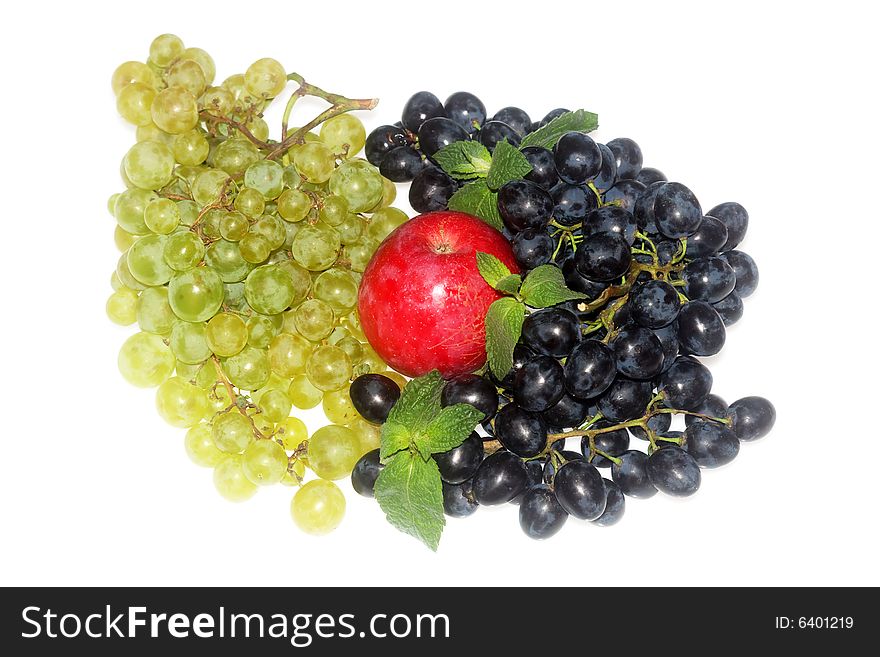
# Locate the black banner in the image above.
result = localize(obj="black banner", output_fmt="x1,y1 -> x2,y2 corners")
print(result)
0,587 -> 871,653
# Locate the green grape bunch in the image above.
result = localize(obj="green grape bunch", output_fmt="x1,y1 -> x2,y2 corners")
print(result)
107,34 -> 409,537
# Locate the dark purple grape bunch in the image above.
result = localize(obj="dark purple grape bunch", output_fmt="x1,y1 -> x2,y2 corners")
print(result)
360,112 -> 775,541
365,91 -> 569,215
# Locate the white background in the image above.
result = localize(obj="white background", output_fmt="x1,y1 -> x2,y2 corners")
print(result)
1,0 -> 877,587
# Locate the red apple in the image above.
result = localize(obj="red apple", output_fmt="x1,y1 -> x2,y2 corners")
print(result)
358,211 -> 519,378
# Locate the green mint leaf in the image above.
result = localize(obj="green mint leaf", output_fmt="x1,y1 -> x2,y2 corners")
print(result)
433,141 -> 492,180
487,140 -> 532,190
519,109 -> 600,150
447,180 -> 504,231
379,420 -> 411,461
416,403 -> 485,456
475,251 -> 512,288
374,452 -> 445,551
520,264 -> 587,308
495,274 -> 523,296
485,297 -> 526,378
384,370 -> 443,433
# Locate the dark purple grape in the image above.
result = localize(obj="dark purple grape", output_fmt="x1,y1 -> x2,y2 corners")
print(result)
720,250 -> 759,297
653,182 -> 702,238
379,145 -> 424,182
365,125 -> 410,167
497,179 -> 554,233
592,478 -> 626,526
611,450 -> 657,498
582,206 -> 637,245
636,167 -> 667,186
706,202 -> 748,251
418,117 -> 469,158
574,232 -> 631,282
564,340 -> 617,400
444,91 -> 486,135
522,146 -> 560,189
606,137 -> 643,179
492,106 -> 532,136
479,120 -> 521,150
408,166 -> 455,213
401,91 -> 446,132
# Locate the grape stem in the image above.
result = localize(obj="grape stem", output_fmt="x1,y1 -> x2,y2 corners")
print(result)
200,111 -> 272,151
267,73 -> 378,161
210,356 -> 269,440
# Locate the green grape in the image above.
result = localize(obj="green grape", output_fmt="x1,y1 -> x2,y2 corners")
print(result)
112,61 -> 156,95
136,122 -> 173,146
212,411 -> 254,454
106,287 -> 138,325
343,238 -> 378,273
384,371 -> 408,391
108,192 -> 120,216
176,200 -> 199,227
168,267 -> 224,322
306,345 -> 352,392
268,332 -> 313,378
252,373 -> 291,405
313,269 -> 358,314
277,416 -> 308,450
239,233 -> 271,264
336,336 -> 365,365
193,360 -> 218,389
199,85 -> 234,114
155,376 -> 208,428
136,285 -> 175,334
144,198 -> 180,234
293,142 -> 335,184
291,479 -> 345,534
246,314 -> 278,349
206,312 -> 248,357
307,425 -> 360,480
326,326 -> 351,344
233,187 -> 266,218
203,240 -> 251,283
223,346 -> 270,390
115,188 -> 157,235
244,160 -> 284,199
258,389 -> 292,423
200,209 -> 225,241
291,224 -> 340,271
164,231 -> 205,271
318,196 -> 349,227
172,129 -> 210,166
281,461 -> 307,487
244,264 -> 296,315
127,234 -> 173,286
241,439 -> 288,485
117,82 -> 157,126
184,424 -> 225,468
191,169 -> 231,206
118,332 -> 176,388
252,215 -> 286,250
366,207 -> 409,243
276,188 -> 311,222
116,253 -> 146,291
275,260 -> 312,304
348,416 -> 382,455
169,320 -> 212,364
213,456 -> 258,502
213,139 -> 261,178
359,343 -> 387,374
379,176 -> 396,208
243,116 -> 270,141
180,47 -> 216,85
329,159 -> 383,212
110,271 -> 124,291
175,165 -> 206,188
319,114 -> 366,158
148,33 -> 185,67
250,410 -> 275,438
208,383 -> 234,415
336,213 -> 364,245
114,226 -> 138,252
176,360 -> 204,384
244,57 -> 286,98
165,59 -> 207,96
322,386 -> 359,425
294,299 -> 335,341
223,282 -> 246,309
288,375 -> 323,409
219,211 -> 249,241
151,86 -> 199,134
340,311 -> 366,341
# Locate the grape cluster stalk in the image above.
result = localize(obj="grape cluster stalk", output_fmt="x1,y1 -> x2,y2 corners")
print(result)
353,91 -> 776,540
108,34 -> 412,536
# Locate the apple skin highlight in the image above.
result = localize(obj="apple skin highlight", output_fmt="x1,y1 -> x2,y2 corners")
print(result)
358,211 -> 519,378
